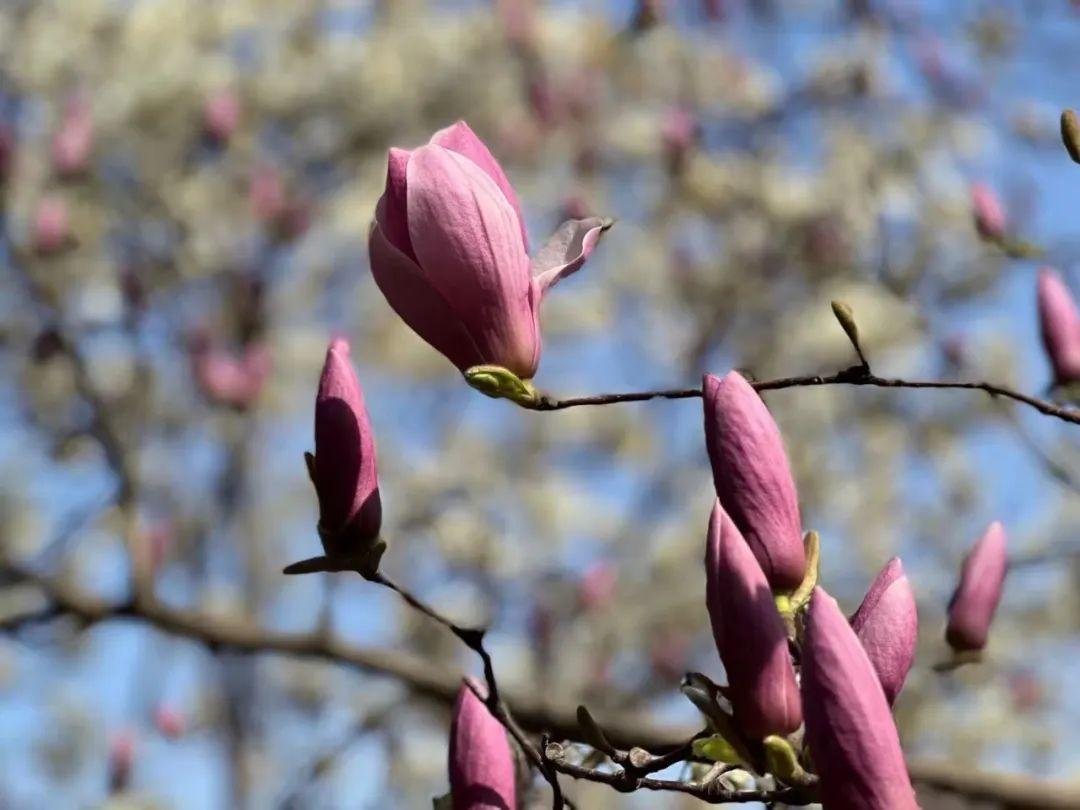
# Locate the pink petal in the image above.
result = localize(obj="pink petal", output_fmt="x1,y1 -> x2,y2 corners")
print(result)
406,145 -> 539,378
946,522 -> 1007,653
449,682 -> 516,810
702,371 -> 805,590
377,147 -> 415,260
430,121 -> 529,250
850,558 -> 917,705
705,501 -> 802,739
803,588 -> 919,809
532,217 -> 608,296
369,222 -> 487,372
1037,267 -> 1080,384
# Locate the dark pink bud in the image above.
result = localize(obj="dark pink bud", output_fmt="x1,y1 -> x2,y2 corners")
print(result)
153,705 -> 185,739
370,121 -> 607,380
51,97 -> 93,178
705,502 -> 802,739
1037,267 -> 1080,385
0,124 -> 14,184
313,338 -> 381,556
32,196 -> 72,256
850,557 -> 917,705
203,90 -> 241,144
802,588 -> 919,809
702,0 -> 726,21
448,681 -> 516,810
703,371 -> 805,591
946,522 -> 1007,653
971,182 -> 1006,241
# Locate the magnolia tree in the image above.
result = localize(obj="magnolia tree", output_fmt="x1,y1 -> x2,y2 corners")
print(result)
1,2 -> 1080,809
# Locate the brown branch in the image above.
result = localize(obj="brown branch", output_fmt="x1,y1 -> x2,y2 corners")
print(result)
528,365 -> 1080,426
5,561 -> 1079,808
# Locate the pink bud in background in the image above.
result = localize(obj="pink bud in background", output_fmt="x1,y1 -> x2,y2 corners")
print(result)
971,182 -> 1006,241
153,705 -> 185,739
0,124 -> 14,184
802,588 -> 919,810
52,97 -> 93,178
660,107 -> 699,175
705,502 -> 802,739
850,557 -> 917,705
32,196 -> 72,256
312,338 -> 381,556
203,90 -> 241,144
1037,267 -> 1080,385
191,340 -> 270,409
946,522 -> 1007,653
648,630 -> 690,681
577,562 -> 617,612
108,730 -> 136,793
370,121 -> 607,379
702,0 -> 726,21
449,681 -> 516,810
251,165 -> 286,223
702,372 -> 805,591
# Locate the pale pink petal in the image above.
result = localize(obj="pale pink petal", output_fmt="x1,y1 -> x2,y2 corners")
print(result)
532,217 -> 608,296
850,558 -> 917,705
430,121 -> 529,250
406,145 -> 538,378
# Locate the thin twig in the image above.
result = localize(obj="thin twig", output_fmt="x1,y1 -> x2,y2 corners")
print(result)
364,569 -> 566,809
528,365 -> 1080,426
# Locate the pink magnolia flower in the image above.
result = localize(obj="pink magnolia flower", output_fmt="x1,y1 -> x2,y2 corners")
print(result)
52,97 -> 93,178
369,121 -> 607,380
449,681 -> 516,810
802,588 -> 919,810
702,371 -> 805,591
1037,267 -> 1080,384
946,522 -> 1007,653
850,557 -> 917,705
660,107 -> 699,174
32,196 -> 72,256
311,338 -> 381,556
705,501 -> 802,739
203,90 -> 241,144
970,182 -> 1006,241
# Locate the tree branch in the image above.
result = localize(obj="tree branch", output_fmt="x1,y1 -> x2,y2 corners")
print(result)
4,560 -> 1079,809
529,365 -> 1080,426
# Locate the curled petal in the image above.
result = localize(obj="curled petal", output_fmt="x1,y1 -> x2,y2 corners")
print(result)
532,217 -> 610,296
377,147 -> 415,260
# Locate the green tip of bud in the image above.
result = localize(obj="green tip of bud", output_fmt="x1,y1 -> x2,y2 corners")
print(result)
763,735 -> 816,787
464,365 -> 540,407
1062,109 -> 1080,165
692,734 -> 743,765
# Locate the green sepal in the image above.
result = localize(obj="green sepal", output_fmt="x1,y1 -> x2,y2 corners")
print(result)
763,735 -> 816,787
464,365 -> 539,406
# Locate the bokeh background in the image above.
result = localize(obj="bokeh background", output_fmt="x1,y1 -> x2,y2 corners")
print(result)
0,0 -> 1078,807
